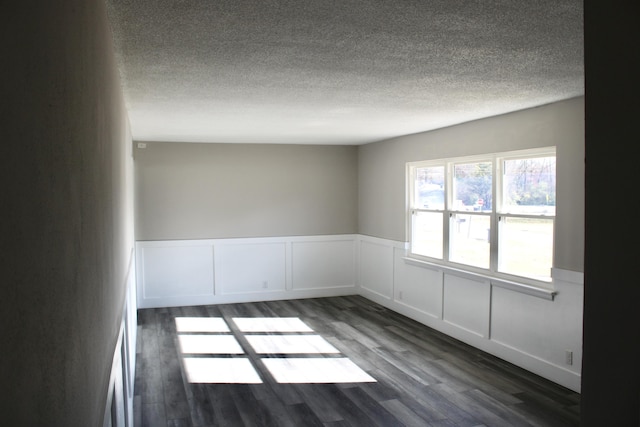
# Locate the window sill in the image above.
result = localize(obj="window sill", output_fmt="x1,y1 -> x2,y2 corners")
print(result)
401,257 -> 557,301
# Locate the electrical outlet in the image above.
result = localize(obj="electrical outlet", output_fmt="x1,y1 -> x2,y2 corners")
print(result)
565,350 -> 573,365
137,142 -> 147,149
398,291 -> 403,300
262,281 -> 268,289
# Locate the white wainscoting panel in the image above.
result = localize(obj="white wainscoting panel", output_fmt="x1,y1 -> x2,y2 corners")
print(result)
393,248 -> 443,319
442,273 -> 491,338
139,244 -> 214,299
104,248 -> 137,427
291,239 -> 355,290
136,235 -> 358,308
358,238 -> 395,299
492,288 -> 562,365
356,237 -> 583,392
385,240 -> 583,393
216,242 -> 287,295
490,270 -> 584,389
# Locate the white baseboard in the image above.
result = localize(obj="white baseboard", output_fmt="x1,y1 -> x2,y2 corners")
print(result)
138,286 -> 358,309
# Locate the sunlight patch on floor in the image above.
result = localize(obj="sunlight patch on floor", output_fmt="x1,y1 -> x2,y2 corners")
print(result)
232,317 -> 314,333
175,317 -> 230,333
182,357 -> 262,384
263,358 -> 377,383
176,316 -> 376,384
245,334 -> 340,354
178,335 -> 244,354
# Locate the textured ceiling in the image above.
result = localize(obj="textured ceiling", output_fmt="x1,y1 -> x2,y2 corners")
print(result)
106,0 -> 584,145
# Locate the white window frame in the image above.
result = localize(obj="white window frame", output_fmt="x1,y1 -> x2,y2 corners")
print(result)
407,147 -> 556,287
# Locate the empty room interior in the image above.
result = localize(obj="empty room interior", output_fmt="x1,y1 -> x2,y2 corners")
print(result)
3,0 -> 639,426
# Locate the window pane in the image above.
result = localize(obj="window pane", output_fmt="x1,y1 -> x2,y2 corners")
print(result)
412,211 -> 443,259
449,213 -> 490,269
499,217 -> 553,280
415,166 -> 444,210
501,156 -> 555,215
453,162 -> 492,212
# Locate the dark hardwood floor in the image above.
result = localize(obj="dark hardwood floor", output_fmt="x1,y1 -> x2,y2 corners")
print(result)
134,295 -> 580,427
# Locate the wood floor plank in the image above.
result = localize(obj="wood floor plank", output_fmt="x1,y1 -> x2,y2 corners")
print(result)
432,357 -> 518,399
384,324 -> 453,360
141,402 -> 167,427
379,398 -> 435,427
293,384 -> 346,423
231,389 -> 282,427
338,385 -> 408,426
250,396 -> 302,427
322,336 -> 377,372
370,346 -> 441,386
476,356 -> 579,407
464,388 -> 537,426
137,333 -> 165,404
357,380 -> 401,404
368,368 -> 464,424
512,391 -> 582,427
416,384 -> 487,427
431,382 -> 526,427
311,384 -> 379,426
134,395 -> 142,427
435,357 -> 525,406
252,381 -> 305,406
207,384 -> 246,426
350,322 -> 411,352
166,417 -> 192,427
187,395 -> 215,427
133,296 -> 580,427
281,402 -> 325,427
393,394 -> 451,424
163,376 -> 191,421
330,320 -> 381,349
396,349 -> 459,385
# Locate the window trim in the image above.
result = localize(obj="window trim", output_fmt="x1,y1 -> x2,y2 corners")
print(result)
407,147 -> 556,289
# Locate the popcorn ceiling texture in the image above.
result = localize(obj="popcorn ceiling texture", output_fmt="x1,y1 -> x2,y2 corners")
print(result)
107,0 -> 583,144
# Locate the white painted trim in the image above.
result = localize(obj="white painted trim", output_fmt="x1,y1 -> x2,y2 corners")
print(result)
489,338 -> 582,392
285,241 -> 293,291
442,319 -> 487,338
490,277 -> 556,301
402,256 -> 557,300
359,286 -> 393,301
395,299 -> 441,320
551,267 -> 584,285
136,234 -> 359,246
137,286 -> 358,309
104,248 -> 137,427
103,324 -> 123,427
357,234 -> 408,249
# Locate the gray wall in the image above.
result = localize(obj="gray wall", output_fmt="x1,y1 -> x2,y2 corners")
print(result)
1,1 -> 134,425
135,99 -> 584,273
135,143 -> 358,240
358,97 -> 585,273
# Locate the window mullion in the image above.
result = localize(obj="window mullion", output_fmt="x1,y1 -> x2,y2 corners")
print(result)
490,156 -> 499,273
443,162 -> 452,262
